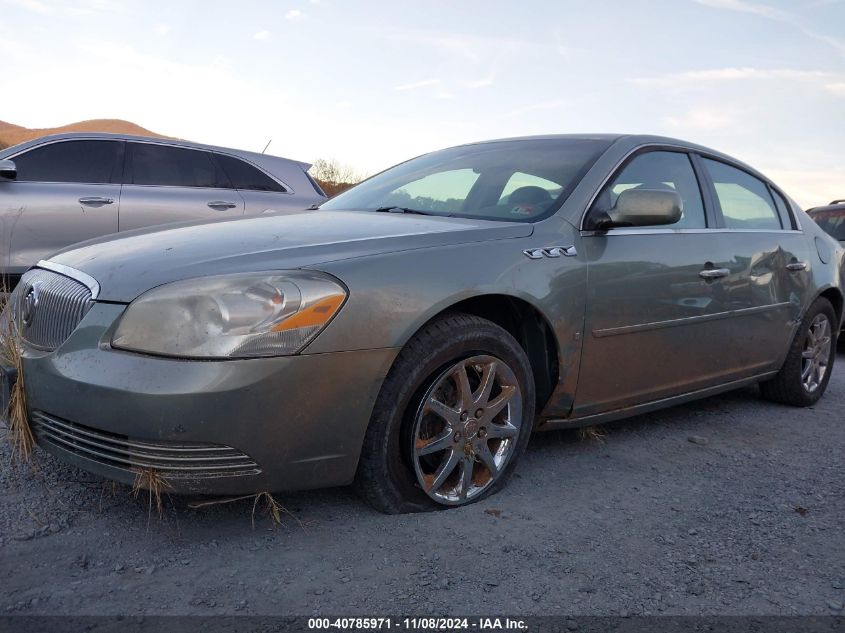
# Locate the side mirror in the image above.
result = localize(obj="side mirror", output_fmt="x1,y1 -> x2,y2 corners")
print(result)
0,159 -> 17,181
591,189 -> 682,229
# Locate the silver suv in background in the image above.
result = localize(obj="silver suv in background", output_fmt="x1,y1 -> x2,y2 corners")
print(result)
0,133 -> 327,287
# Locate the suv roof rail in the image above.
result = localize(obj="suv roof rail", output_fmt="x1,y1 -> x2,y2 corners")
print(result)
830,199 -> 845,205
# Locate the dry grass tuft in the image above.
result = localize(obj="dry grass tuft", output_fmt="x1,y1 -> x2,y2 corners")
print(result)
188,491 -> 301,529
578,425 -> 607,444
0,283 -> 35,463
132,467 -> 173,522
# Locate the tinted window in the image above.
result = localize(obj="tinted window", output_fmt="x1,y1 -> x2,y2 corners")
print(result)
214,154 -> 286,192
13,140 -> 122,184
811,210 -> 845,240
320,139 -> 611,222
128,143 -> 229,188
703,158 -> 781,230
593,151 -> 706,228
770,188 -> 794,229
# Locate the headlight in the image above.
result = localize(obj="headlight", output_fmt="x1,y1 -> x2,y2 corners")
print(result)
111,271 -> 346,359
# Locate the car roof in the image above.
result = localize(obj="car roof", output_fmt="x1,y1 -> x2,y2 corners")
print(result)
807,200 -> 845,215
443,133 -> 772,184
0,131 -> 312,172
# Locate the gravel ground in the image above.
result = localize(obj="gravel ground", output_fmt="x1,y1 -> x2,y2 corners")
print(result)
1,349 -> 843,617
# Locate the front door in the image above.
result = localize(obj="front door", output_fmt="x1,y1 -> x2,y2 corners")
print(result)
1,139 -> 122,279
575,149 -> 740,416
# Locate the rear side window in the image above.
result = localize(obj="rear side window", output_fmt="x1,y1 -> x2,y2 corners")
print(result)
128,143 -> 229,188
770,188 -> 794,229
593,150 -> 706,228
13,140 -> 122,184
703,158 -> 782,230
214,154 -> 286,192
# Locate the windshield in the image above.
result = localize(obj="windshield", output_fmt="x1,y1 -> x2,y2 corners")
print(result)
320,138 -> 611,222
811,209 -> 845,241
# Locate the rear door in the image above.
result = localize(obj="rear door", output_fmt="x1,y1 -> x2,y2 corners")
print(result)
1,139 -> 122,277
213,153 -> 303,214
698,157 -> 810,367
118,142 -> 244,231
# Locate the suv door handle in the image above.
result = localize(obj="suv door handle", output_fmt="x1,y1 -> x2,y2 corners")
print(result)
208,201 -> 237,210
786,261 -> 808,272
78,197 -> 114,206
699,267 -> 730,280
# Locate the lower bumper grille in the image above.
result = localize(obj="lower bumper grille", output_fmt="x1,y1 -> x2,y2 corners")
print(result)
32,412 -> 261,479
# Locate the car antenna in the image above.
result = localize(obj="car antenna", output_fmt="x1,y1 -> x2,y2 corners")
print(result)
261,139 -> 272,154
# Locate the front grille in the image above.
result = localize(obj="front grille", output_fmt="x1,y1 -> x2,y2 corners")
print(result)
32,412 -> 261,479
14,268 -> 94,351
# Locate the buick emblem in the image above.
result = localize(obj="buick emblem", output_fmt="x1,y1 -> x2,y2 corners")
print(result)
21,281 -> 42,327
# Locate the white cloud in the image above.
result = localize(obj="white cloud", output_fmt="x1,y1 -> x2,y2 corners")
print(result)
629,67 -> 836,86
761,168 -> 845,209
253,30 -> 270,41
5,0 -> 51,14
694,0 -> 789,20
155,23 -> 171,37
695,0 -> 845,57
825,82 -> 845,96
466,77 -> 494,89
665,107 -> 738,131
394,78 -> 440,91
285,9 -> 303,20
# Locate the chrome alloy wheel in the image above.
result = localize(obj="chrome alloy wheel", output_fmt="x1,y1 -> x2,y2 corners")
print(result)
802,313 -> 832,393
411,355 -> 523,505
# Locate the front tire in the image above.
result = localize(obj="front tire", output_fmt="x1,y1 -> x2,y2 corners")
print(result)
760,297 -> 838,406
355,313 -> 535,514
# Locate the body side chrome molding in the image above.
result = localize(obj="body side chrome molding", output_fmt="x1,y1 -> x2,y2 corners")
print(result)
591,301 -> 794,338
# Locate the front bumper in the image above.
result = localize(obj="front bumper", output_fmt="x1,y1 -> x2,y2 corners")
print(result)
21,303 -> 399,495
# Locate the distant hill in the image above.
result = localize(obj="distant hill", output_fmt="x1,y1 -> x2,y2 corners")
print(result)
0,119 -> 166,150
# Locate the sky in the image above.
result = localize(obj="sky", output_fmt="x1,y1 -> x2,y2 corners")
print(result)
1,0 -> 843,208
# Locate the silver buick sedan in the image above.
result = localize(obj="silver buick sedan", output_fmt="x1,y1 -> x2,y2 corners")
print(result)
2,134 -> 843,513
0,133 -> 327,288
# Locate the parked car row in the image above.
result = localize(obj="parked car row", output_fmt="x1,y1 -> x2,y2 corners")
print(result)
0,133 -> 326,288
2,133 -> 843,512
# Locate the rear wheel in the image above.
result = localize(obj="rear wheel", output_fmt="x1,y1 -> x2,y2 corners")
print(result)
760,297 -> 837,406
355,313 -> 535,513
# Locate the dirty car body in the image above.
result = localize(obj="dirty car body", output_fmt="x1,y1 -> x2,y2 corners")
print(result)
3,135 -> 844,512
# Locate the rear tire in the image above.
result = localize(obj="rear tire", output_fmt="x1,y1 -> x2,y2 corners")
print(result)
354,312 -> 535,514
760,297 -> 837,406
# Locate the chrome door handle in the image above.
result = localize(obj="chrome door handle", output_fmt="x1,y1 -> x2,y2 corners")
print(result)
699,267 -> 730,280
786,261 -> 808,272
208,201 -> 237,210
78,197 -> 114,205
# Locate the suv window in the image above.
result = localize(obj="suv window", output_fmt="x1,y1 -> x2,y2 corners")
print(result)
128,143 -> 229,188
592,151 -> 706,228
13,140 -> 122,184
214,154 -> 286,193
703,158 -> 782,230
380,168 -> 480,213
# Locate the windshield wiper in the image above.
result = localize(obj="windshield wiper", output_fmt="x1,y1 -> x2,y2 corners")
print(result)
374,206 -> 448,217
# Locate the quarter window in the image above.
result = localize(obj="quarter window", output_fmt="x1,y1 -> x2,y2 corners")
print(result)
703,158 -> 782,230
593,151 -> 706,228
13,140 -> 122,184
770,188 -> 794,230
214,154 -> 286,193
128,143 -> 229,188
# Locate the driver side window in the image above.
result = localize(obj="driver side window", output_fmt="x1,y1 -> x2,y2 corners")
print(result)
593,151 -> 706,229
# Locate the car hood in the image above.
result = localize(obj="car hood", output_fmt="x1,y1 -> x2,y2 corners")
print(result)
46,210 -> 533,302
